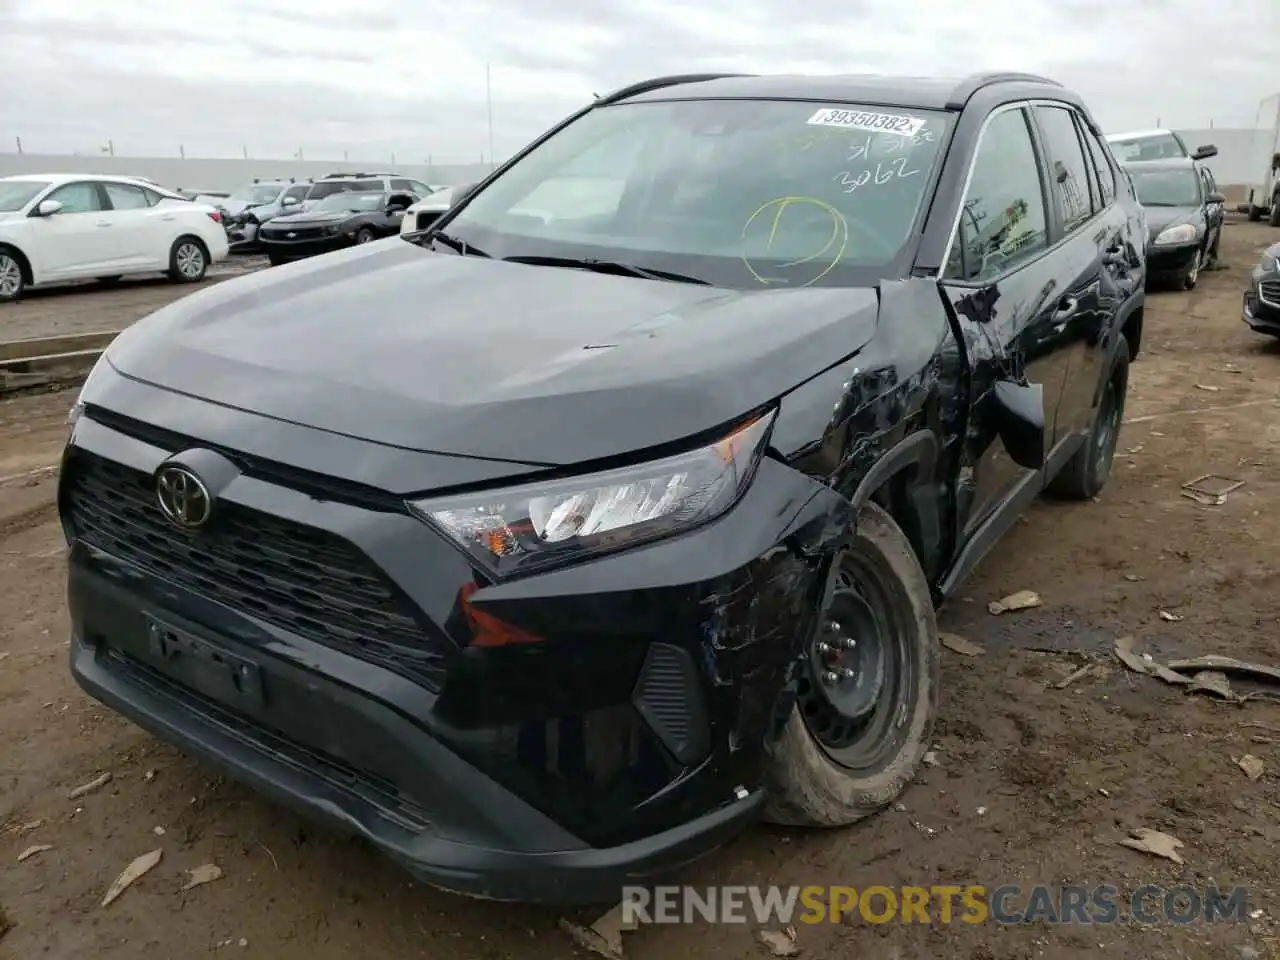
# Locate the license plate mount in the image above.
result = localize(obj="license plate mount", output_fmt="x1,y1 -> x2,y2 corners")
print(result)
146,617 -> 265,707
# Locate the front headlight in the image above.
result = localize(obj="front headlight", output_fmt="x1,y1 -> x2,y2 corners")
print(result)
1154,223 -> 1197,245
411,411 -> 776,578
327,224 -> 343,235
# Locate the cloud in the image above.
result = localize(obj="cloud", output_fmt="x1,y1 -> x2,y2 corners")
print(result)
0,0 -> 1276,161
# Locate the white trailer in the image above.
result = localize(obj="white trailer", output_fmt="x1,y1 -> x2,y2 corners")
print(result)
1246,94 -> 1280,224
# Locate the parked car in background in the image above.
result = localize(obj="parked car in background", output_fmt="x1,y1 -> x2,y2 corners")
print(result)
259,189 -> 416,264
1106,128 -> 1218,163
398,183 -> 476,235
302,173 -> 435,210
1242,240 -> 1280,337
61,71 -> 1145,903
223,180 -> 313,251
0,174 -> 229,302
1122,158 -> 1225,290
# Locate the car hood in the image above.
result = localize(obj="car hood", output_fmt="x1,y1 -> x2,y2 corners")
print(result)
222,198 -> 254,215
1143,205 -> 1201,236
105,242 -> 880,466
267,210 -> 351,225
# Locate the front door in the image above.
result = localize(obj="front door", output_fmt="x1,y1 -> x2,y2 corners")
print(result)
32,182 -> 113,278
939,105 -> 1072,536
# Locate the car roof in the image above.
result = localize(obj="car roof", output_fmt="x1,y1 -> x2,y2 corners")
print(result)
611,71 -> 1074,113
1,173 -> 173,186
1106,129 -> 1176,142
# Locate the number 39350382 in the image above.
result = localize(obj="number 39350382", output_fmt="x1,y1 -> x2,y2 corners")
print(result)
806,107 -> 926,137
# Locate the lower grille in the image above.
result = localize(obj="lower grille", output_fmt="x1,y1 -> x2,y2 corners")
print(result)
1259,280 -> 1280,307
65,452 -> 446,687
263,226 -> 328,241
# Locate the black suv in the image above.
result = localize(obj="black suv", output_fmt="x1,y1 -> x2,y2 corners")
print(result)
61,71 -> 1145,905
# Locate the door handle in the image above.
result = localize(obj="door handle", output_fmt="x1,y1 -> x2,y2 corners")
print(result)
160,214 -> 176,221
96,221 -> 111,227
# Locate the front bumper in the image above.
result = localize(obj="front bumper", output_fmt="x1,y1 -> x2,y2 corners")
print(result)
226,221 -> 259,250
1146,241 -> 1200,281
260,232 -> 352,260
60,373 -> 850,902
1243,280 -> 1280,336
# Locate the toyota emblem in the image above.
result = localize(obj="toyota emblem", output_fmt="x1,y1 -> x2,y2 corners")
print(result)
155,465 -> 212,528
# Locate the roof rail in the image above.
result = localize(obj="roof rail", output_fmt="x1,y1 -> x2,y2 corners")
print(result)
595,73 -> 754,106
946,71 -> 1062,109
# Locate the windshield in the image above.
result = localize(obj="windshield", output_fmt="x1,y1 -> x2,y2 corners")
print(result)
312,191 -> 386,213
1128,168 -> 1201,207
232,184 -> 284,204
0,180 -> 50,212
1109,134 -> 1186,163
442,99 -> 951,288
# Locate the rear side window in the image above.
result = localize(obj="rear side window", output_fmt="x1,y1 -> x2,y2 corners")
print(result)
306,181 -> 351,200
1034,105 -> 1095,231
103,182 -> 153,210
944,108 -> 1049,283
1079,125 -> 1116,207
283,184 -> 309,202
352,179 -> 383,191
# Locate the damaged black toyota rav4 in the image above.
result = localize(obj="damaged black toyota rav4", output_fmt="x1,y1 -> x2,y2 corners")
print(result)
61,72 -> 1146,903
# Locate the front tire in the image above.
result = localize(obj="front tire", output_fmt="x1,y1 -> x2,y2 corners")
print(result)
168,238 -> 208,283
1047,334 -> 1129,500
1270,198 -> 1280,227
762,502 -> 939,827
355,227 -> 377,244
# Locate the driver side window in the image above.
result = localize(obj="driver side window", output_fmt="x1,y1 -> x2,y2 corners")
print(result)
944,108 -> 1049,283
47,182 -> 105,214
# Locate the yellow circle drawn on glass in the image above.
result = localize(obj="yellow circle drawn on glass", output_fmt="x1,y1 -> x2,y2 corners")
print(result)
740,196 -> 848,287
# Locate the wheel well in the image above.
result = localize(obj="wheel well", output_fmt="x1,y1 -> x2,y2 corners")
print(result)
0,243 -> 32,285
1121,305 -> 1142,361
173,235 -> 210,259
868,467 -> 928,575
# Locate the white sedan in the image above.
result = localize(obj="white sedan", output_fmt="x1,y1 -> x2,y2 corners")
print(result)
0,174 -> 230,303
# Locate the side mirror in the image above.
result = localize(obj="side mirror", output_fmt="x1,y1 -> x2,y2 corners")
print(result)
1191,145 -> 1218,161
282,197 -> 299,207
991,380 -> 1045,471
33,199 -> 63,217
1207,191 -> 1226,205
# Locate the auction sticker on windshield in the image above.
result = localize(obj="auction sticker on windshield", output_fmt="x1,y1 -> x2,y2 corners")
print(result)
806,108 -> 925,137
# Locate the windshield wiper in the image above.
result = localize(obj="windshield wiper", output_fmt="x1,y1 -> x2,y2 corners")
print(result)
424,231 -> 490,257
502,255 -> 709,285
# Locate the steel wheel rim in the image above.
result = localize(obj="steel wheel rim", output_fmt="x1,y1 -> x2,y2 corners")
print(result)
0,255 -> 20,296
177,243 -> 204,278
797,551 -> 916,771
1094,378 -> 1121,483
357,230 -> 374,243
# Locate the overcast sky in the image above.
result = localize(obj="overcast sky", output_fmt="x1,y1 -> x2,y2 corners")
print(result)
1,0 -> 1277,162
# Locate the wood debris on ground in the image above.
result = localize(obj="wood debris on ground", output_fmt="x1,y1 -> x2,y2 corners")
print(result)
182,863 -> 223,891
1118,828 -> 1185,864
1236,755 -> 1265,781
557,903 -> 634,959
988,590 -> 1042,615
66,772 -> 112,800
101,849 -> 162,907
17,844 -> 52,862
940,632 -> 984,656
759,927 -> 800,956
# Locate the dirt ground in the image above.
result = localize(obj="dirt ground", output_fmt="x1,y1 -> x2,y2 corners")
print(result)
1,226 -> 1278,960
1,255 -> 266,342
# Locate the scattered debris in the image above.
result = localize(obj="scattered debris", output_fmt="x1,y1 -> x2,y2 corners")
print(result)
1118,827 -> 1185,864
1236,755 -> 1265,781
976,806 -> 988,816
988,590 -> 1042,615
102,849 -> 163,907
1052,662 -> 1098,689
153,826 -> 166,836
1181,474 -> 1246,506
1194,383 -> 1221,392
67,772 -> 112,800
758,927 -> 799,956
1123,574 -> 1144,582
143,770 -> 156,783
1113,641 -> 1280,702
182,863 -> 224,891
923,751 -> 939,767
17,844 -> 52,862
940,632 -> 984,656
1158,610 -> 1183,622
558,903 -> 634,959
1099,787 -> 1111,797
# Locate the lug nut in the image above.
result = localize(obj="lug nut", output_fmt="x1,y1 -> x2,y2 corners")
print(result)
840,667 -> 856,678
816,640 -> 833,654
823,670 -> 840,683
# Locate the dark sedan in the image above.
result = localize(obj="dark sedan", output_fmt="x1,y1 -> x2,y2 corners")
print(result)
1123,159 -> 1225,290
259,190 -> 416,265
1243,241 -> 1280,337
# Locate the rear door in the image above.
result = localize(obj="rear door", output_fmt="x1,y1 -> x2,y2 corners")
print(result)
939,104 -> 1070,535
100,181 -> 162,268
1026,103 -> 1120,447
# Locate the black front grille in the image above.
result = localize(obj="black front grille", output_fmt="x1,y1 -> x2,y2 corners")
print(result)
65,452 -> 446,687
1260,280 -> 1280,306
263,226 -> 328,241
